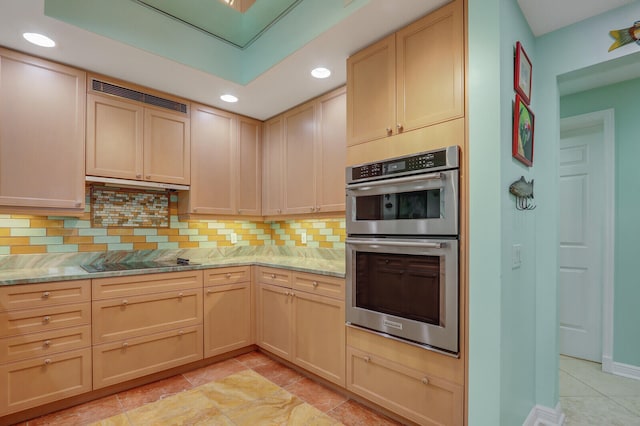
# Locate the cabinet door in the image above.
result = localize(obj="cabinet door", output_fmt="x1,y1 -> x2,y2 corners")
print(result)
0,48 -> 85,210
316,88 -> 346,213
256,283 -> 292,360
283,102 -> 316,214
204,283 -> 252,357
86,94 -> 143,180
292,291 -> 345,386
144,107 -> 190,185
396,0 -> 463,132
237,116 -> 262,215
262,117 -> 284,215
346,34 -> 396,146
189,103 -> 235,214
0,347 -> 92,415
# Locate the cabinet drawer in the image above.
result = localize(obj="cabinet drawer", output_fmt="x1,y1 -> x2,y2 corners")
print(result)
0,280 -> 91,312
204,266 -> 251,286
346,347 -> 463,426
0,303 -> 91,338
292,272 -> 344,300
0,347 -> 92,415
0,325 -> 91,364
92,325 -> 202,389
92,270 -> 203,300
92,289 -> 202,344
256,267 -> 290,287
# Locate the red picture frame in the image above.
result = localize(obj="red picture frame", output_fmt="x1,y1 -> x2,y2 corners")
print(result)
513,94 -> 534,167
514,41 -> 532,104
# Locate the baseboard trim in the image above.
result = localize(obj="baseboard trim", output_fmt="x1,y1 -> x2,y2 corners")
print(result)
612,361 -> 640,380
602,355 -> 613,373
523,402 -> 565,426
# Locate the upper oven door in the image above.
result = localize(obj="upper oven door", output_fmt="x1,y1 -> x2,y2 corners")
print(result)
346,169 -> 458,236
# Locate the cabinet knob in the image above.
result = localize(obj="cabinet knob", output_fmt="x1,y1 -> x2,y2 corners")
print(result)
43,340 -> 51,347
122,342 -> 129,348
290,292 -> 295,297
421,377 -> 429,385
312,281 -> 318,287
310,207 -> 315,212
396,123 -> 403,132
44,358 -> 52,365
43,316 -> 51,323
136,174 -> 142,178
75,202 -> 82,207
277,209 -> 281,214
364,356 -> 371,363
237,209 -> 241,214
122,300 -> 128,306
193,208 -> 198,212
42,291 -> 50,299
178,292 -> 184,298
225,273 -> 232,279
285,291 -> 290,296
206,289 -> 212,294
178,330 -> 184,336
271,274 -> 276,279
386,127 -> 392,135
145,175 -> 151,179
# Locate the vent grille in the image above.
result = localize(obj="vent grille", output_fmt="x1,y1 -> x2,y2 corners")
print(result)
92,79 -> 188,114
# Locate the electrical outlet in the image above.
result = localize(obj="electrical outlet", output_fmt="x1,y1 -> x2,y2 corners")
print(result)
512,244 -> 522,269
301,231 -> 307,245
230,233 -> 238,244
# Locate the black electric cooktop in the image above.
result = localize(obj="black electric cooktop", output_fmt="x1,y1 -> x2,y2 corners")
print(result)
80,259 -> 194,273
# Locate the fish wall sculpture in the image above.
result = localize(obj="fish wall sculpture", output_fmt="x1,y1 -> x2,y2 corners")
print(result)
509,176 -> 536,210
609,20 -> 640,52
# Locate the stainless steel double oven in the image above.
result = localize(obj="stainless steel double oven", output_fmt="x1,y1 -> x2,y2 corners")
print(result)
345,146 -> 459,355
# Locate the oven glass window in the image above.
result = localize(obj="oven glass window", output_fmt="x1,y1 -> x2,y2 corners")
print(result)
355,251 -> 441,325
355,189 -> 441,220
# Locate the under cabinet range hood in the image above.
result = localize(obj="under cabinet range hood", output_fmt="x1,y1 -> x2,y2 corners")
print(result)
85,176 -> 189,191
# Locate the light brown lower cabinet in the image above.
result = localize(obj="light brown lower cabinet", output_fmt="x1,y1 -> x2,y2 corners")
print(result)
0,347 -> 92,415
256,267 -> 346,387
92,325 -> 202,389
347,346 -> 463,425
204,266 -> 254,358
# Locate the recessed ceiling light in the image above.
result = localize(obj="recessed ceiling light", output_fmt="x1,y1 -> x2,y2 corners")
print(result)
22,32 -> 56,47
220,94 -> 238,103
311,67 -> 331,79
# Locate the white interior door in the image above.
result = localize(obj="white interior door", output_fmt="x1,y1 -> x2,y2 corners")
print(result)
559,122 -> 604,362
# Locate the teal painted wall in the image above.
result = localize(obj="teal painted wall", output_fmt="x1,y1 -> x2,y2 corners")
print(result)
560,77 -> 640,367
535,1 -> 640,408
468,0 -> 537,424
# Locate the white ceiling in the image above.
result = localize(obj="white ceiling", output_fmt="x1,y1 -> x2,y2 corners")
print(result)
0,0 -> 636,120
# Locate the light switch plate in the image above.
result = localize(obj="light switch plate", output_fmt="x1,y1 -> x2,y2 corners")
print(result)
512,244 -> 522,269
231,233 -> 238,244
301,231 -> 307,245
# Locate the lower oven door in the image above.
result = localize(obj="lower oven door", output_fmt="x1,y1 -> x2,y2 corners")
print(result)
346,237 -> 458,355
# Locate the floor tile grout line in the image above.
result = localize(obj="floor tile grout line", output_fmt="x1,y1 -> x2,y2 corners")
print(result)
561,368 -> 611,398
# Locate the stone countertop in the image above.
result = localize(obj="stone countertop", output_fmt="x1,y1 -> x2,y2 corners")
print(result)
0,254 -> 346,286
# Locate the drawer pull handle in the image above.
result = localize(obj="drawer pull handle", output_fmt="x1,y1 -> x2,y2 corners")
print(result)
122,342 -> 128,348
122,300 -> 128,306
42,291 -> 50,299
285,291 -> 290,296
312,281 -> 318,287
178,330 -> 184,336
206,289 -> 212,294
422,377 -> 429,385
43,340 -> 51,347
43,316 -> 51,323
44,359 -> 51,365
271,274 -> 276,279
290,292 -> 295,297
226,273 -> 232,278
178,292 -> 184,298
364,356 -> 371,363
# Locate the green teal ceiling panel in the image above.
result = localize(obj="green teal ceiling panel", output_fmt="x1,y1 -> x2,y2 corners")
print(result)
44,0 -> 368,85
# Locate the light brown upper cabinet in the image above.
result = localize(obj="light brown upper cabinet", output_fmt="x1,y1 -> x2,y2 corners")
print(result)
86,77 -> 190,186
179,103 -> 261,217
347,0 -> 463,146
264,87 -> 346,216
0,48 -> 86,213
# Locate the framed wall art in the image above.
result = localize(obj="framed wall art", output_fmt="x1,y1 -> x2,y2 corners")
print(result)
513,93 -> 534,167
514,41 -> 532,104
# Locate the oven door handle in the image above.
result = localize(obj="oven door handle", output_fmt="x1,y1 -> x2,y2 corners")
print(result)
346,172 -> 443,190
347,238 -> 444,249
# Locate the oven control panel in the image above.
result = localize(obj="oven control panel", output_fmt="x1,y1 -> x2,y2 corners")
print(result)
348,146 -> 458,183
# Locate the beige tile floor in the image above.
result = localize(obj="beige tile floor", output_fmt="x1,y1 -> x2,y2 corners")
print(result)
560,355 -> 640,425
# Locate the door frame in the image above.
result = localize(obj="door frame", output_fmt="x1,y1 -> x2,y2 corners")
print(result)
559,108 -> 615,373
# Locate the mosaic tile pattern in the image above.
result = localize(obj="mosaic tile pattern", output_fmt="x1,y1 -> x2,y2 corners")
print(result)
91,187 -> 169,228
0,195 -> 346,255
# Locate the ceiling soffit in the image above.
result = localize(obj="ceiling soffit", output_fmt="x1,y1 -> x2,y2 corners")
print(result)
44,0 -> 368,85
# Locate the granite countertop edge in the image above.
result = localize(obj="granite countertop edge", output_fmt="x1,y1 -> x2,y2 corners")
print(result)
0,256 -> 346,286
